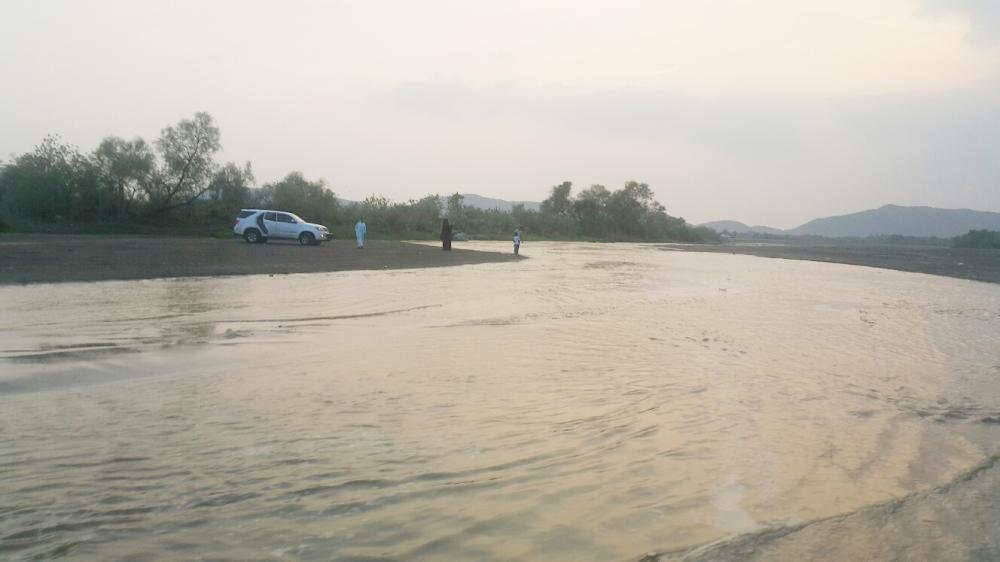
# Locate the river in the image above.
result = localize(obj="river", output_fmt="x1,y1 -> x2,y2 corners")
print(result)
2,242 -> 999,560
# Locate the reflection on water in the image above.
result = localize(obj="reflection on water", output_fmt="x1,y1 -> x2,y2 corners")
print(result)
2,242 -> 999,560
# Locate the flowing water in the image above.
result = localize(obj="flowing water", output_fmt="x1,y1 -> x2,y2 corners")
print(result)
2,242 -> 999,561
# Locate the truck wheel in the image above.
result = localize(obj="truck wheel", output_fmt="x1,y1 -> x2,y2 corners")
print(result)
299,232 -> 316,246
244,228 -> 261,243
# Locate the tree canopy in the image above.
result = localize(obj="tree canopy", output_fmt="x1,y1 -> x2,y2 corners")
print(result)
952,229 -> 1000,249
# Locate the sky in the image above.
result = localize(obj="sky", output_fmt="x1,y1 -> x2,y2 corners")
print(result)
1,0 -> 998,228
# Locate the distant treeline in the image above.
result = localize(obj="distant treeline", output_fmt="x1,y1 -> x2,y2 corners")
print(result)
952,229 -> 1000,249
0,112 -> 718,243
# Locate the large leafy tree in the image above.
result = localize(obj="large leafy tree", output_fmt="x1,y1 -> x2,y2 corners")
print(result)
573,184 -> 611,236
208,162 -> 254,214
0,135 -> 94,219
94,136 -> 156,216
263,171 -> 337,223
608,181 -> 658,236
540,181 -> 573,217
148,112 -> 221,214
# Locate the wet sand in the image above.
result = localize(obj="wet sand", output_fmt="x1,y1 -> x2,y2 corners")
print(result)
668,243 -> 1000,285
0,234 -> 518,284
649,453 -> 1000,561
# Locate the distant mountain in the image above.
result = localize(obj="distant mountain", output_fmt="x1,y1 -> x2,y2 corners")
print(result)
444,194 -> 541,212
788,204 -> 1000,238
338,193 -> 541,212
700,220 -> 784,235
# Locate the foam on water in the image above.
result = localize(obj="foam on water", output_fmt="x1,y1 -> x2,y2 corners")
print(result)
2,242 -> 999,560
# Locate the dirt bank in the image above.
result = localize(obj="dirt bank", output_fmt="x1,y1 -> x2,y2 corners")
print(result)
0,235 -> 518,284
667,243 -> 1000,285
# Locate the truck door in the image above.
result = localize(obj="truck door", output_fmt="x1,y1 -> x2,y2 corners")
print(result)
262,211 -> 279,238
275,213 -> 298,238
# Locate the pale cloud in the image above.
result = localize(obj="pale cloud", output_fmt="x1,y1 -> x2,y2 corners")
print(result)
332,0 -> 1000,98
1,0 -> 999,228
919,0 -> 1000,41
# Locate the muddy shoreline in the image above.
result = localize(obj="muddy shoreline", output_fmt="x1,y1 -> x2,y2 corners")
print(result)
0,234 -> 518,284
667,243 -> 1000,285
4,236 -> 999,286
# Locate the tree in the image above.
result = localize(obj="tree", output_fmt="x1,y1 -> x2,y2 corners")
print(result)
0,135 -> 93,220
148,112 -> 221,214
406,194 -> 443,232
573,184 -> 611,236
207,162 -> 254,215
264,171 -> 337,223
541,181 -> 573,217
952,229 -> 1000,249
446,192 -> 466,225
93,136 -> 156,216
360,195 -> 391,230
607,181 -> 656,237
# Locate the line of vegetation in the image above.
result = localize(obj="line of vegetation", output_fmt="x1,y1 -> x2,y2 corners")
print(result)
0,112 -> 719,243
718,229 -> 1000,249
951,229 -> 1000,249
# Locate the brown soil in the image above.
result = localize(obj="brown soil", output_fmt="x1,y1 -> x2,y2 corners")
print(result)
668,243 -> 1000,285
0,235 -> 519,285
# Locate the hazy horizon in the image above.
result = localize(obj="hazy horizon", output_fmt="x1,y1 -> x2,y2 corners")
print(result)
2,0 -> 999,229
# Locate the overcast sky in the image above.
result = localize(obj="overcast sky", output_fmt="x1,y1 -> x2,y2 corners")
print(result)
1,0 -> 998,227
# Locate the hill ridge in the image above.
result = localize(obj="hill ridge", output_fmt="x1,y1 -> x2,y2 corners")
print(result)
703,204 -> 1000,238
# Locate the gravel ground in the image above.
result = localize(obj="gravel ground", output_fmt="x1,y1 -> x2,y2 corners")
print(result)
0,235 -> 518,284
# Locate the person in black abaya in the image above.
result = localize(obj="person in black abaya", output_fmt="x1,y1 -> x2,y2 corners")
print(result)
440,219 -> 453,251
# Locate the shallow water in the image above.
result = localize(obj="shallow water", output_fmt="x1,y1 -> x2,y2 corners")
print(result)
2,242 -> 999,560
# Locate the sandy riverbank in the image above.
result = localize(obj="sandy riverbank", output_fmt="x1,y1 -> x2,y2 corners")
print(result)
5,235 -> 998,286
0,235 -> 519,284
667,243 -> 1000,285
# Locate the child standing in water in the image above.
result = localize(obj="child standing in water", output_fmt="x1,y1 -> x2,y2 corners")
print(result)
513,229 -> 521,255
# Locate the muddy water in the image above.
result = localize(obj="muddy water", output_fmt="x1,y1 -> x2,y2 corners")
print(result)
2,242 -> 999,561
